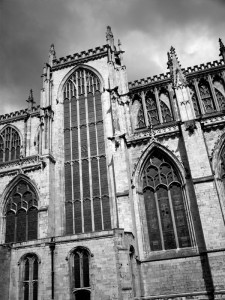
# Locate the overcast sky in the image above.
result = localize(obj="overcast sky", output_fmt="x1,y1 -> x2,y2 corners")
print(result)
1,0 -> 225,114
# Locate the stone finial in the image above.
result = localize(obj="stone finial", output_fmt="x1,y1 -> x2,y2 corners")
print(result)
106,26 -> 114,48
219,38 -> 225,61
26,89 -> 35,111
49,43 -> 56,66
167,46 -> 187,89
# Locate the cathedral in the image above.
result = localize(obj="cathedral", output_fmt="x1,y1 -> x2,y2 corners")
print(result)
1,26 -> 225,300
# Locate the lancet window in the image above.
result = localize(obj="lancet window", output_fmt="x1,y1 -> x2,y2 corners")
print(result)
142,150 -> 191,251
199,80 -> 215,114
70,248 -> 91,300
64,67 -> 111,235
20,254 -> 39,300
133,87 -> 174,130
0,126 -> 21,163
5,180 -> 38,243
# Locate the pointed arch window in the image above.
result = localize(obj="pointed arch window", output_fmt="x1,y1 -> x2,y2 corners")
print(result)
199,80 -> 215,114
189,85 -> 201,117
20,254 -> 39,300
142,150 -> 191,251
213,77 -> 225,111
63,67 -> 111,235
69,247 -> 91,300
5,180 -> 38,243
0,126 -> 21,163
146,91 -> 160,126
159,89 -> 173,123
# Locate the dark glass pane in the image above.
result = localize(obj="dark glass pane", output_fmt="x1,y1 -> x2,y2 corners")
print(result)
79,95 -> 86,126
65,164 -> 72,201
24,283 -> 29,300
170,184 -> 191,247
27,208 -> 38,240
157,187 -> 176,249
102,196 -> 111,230
73,161 -> 80,200
83,252 -> 90,287
199,83 -> 215,113
95,91 -> 102,122
16,146 -> 20,159
137,104 -> 146,129
91,158 -> 100,197
11,147 -> 15,160
33,282 -> 38,300
71,96 -> 77,127
5,148 -> 9,161
75,290 -> 90,300
99,157 -> 108,195
82,160 -> 90,198
18,182 -> 27,194
64,98 -> 70,129
146,93 -> 160,125
83,200 -> 92,232
160,101 -> 173,123
74,201 -> 82,234
65,202 -> 73,235
13,193 -> 21,205
72,128 -> 79,159
80,126 -> 88,158
74,253 -> 80,288
0,149 -> 3,162
33,258 -> 38,280
97,122 -> 104,154
16,209 -> 26,242
87,93 -> 95,123
23,192 -> 32,203
93,197 -> 102,231
5,211 -> 15,243
64,129 -> 71,161
89,124 -> 97,156
144,188 -> 162,251
24,259 -> 29,281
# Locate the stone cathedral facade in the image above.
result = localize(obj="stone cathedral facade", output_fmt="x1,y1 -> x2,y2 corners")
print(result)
1,26 -> 225,300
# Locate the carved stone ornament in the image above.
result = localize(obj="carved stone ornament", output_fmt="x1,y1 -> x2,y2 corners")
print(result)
184,120 -> 197,134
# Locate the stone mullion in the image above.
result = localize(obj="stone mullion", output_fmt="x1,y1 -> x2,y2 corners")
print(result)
208,74 -> 220,111
141,91 -> 149,127
193,78 -> 205,114
154,87 -> 163,124
154,192 -> 165,250
168,189 -> 179,248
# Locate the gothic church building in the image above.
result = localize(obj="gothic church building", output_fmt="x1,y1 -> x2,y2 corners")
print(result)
1,27 -> 225,300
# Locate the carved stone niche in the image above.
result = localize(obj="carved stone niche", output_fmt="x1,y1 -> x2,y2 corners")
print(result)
184,120 -> 197,134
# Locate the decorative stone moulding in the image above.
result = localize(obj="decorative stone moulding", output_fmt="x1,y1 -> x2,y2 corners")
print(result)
201,114 -> 225,130
52,45 -> 108,71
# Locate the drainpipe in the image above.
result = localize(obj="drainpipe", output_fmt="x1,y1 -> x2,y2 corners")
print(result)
49,237 -> 55,299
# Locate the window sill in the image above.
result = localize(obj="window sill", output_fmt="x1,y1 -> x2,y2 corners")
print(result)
138,247 -> 199,263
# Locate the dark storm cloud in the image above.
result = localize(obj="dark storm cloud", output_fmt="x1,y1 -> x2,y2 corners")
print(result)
1,0 -> 225,113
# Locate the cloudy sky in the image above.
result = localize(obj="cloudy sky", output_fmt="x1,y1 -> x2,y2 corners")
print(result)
1,0 -> 225,114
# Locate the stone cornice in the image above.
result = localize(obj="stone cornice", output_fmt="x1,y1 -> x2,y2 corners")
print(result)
126,123 -> 180,146
0,106 -> 40,125
52,44 -> 108,71
201,113 -> 225,130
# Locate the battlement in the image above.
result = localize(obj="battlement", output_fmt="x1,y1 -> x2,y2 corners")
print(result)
52,44 -> 109,70
0,105 -> 40,124
128,59 -> 225,90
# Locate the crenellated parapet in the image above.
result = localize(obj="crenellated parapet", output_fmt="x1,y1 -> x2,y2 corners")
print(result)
0,106 -> 40,125
52,45 -> 108,71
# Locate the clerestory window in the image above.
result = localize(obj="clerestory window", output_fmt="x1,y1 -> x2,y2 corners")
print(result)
142,150 -> 191,251
0,126 -> 21,163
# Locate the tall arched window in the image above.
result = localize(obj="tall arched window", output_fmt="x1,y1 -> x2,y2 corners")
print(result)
64,67 -> 111,235
20,254 -> 39,300
146,91 -> 160,126
142,150 -> 191,251
5,180 -> 38,243
199,80 -> 215,114
0,126 -> 21,163
69,247 -> 91,300
189,84 -> 201,117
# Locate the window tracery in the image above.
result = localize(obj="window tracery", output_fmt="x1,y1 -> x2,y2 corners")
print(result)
64,68 -> 111,235
0,126 -> 21,163
5,180 -> 38,243
199,80 -> 215,114
20,254 -> 39,300
146,91 -> 160,126
142,150 -> 191,251
189,85 -> 201,117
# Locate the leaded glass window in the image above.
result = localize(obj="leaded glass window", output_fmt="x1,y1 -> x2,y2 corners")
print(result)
64,68 -> 111,235
5,180 -> 38,243
215,89 -> 225,110
142,150 -> 191,251
199,80 -> 215,114
0,126 -> 21,162
71,248 -> 90,300
146,91 -> 160,126
21,254 -> 38,300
